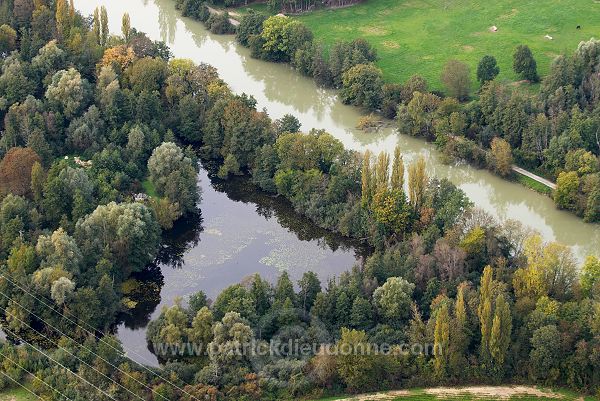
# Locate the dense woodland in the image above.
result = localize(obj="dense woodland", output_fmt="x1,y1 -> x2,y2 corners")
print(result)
179,0 -> 600,223
0,0 -> 599,400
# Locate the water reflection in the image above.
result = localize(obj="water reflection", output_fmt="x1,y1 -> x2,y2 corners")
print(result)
118,264 -> 164,331
116,167 -> 362,365
155,211 -> 203,269
157,0 -> 178,43
210,172 -> 365,254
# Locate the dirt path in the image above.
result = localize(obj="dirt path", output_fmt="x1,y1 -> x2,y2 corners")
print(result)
334,390 -> 410,401
333,385 -> 564,400
205,5 -> 240,26
425,385 -> 562,399
512,165 -> 557,190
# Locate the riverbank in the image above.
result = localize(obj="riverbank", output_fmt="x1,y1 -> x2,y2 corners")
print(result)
513,171 -> 554,195
512,166 -> 556,195
206,4 -> 240,25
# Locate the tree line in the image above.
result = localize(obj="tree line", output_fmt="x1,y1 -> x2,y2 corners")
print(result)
175,0 -> 362,15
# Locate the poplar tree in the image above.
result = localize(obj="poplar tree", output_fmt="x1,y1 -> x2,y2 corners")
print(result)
121,12 -> 131,42
408,155 -> 427,210
478,266 -> 494,367
30,161 -> 44,205
455,286 -> 468,343
361,150 -> 374,207
449,284 -> 469,378
55,0 -> 69,39
375,151 -> 389,193
93,7 -> 100,44
390,145 -> 404,192
490,293 -> 512,376
455,284 -> 467,328
100,6 -> 108,47
433,302 -> 450,378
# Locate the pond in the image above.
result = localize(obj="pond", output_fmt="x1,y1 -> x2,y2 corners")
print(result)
117,167 -> 364,366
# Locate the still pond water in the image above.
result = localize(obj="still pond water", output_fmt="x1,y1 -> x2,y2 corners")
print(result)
74,0 -> 600,366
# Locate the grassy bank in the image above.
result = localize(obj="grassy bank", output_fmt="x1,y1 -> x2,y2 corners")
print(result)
513,171 -> 554,196
1,383 -> 595,401
295,0 -> 599,89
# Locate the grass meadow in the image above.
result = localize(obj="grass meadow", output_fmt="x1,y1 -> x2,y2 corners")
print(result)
295,0 -> 600,90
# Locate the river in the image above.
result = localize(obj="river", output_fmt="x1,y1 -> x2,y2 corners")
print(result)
74,0 -> 600,366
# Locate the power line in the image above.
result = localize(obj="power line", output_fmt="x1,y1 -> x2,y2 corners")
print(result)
2,324 -> 118,401
0,348 -> 69,400
0,370 -> 43,400
0,273 -> 201,401
0,294 -> 146,401
0,285 -> 171,401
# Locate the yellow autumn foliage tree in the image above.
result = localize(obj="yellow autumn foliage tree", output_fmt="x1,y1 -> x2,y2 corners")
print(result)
512,234 -> 578,300
100,45 -> 136,72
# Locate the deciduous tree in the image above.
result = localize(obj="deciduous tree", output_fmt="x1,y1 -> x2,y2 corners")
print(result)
75,202 -> 161,277
441,59 -> 471,101
555,171 -> 579,210
148,142 -> 200,214
408,156 -> 427,210
340,63 -> 383,110
0,24 -> 17,55
372,276 -> 415,323
121,13 -> 131,42
390,145 -> 404,192
0,147 -> 41,198
488,137 -> 513,177
45,68 -> 91,119
433,302 -> 450,378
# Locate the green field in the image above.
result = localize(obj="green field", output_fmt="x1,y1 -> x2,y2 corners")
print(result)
295,0 -> 600,90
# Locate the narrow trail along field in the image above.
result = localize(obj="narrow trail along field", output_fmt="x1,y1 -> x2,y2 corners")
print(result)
331,385 -> 570,400
424,386 -> 562,399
